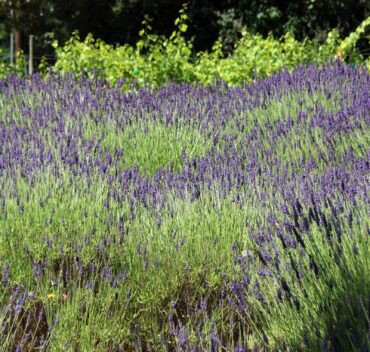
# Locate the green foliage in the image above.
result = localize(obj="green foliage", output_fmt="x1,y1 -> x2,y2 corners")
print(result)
49,11 -> 370,88
336,16 -> 370,63
83,118 -> 211,176
0,50 -> 27,77
0,7 -> 369,85
215,9 -> 244,54
0,0 -> 368,67
51,4 -> 195,88
51,31 -> 137,84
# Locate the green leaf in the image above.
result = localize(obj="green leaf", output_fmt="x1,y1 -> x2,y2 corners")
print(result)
179,24 -> 188,33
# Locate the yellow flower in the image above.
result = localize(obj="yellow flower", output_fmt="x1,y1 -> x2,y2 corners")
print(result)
47,293 -> 57,299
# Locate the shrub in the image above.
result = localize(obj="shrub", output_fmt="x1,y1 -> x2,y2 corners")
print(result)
49,10 -> 370,87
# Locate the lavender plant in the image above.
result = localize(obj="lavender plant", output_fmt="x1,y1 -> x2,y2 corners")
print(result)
0,61 -> 369,351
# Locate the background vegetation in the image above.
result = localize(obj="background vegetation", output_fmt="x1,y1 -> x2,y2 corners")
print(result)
47,13 -> 370,88
0,0 -> 369,69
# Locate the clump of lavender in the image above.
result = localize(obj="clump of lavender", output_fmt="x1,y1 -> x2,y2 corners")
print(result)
0,61 -> 368,350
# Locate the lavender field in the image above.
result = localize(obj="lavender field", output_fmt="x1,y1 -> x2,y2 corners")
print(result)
0,62 -> 369,351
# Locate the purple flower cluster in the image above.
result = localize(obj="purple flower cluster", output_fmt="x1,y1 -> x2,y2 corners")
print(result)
0,64 -> 368,203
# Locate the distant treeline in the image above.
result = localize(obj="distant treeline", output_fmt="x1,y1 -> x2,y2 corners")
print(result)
0,0 -> 369,63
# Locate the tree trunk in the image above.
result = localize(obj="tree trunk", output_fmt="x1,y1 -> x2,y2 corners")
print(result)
14,0 -> 22,63
15,29 -> 21,53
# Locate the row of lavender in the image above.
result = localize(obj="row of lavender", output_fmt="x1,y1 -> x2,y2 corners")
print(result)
0,61 -> 369,351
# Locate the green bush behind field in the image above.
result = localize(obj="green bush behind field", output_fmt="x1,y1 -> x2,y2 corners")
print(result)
3,6 -> 370,86
48,7 -> 370,88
